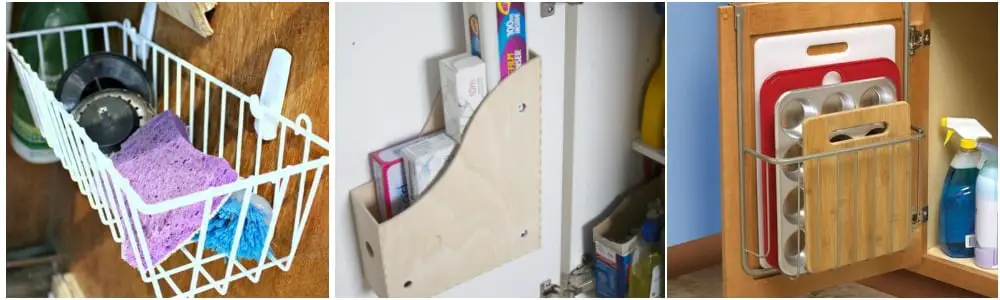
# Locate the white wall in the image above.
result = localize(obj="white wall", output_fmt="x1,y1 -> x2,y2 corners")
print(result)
665,2 -> 723,246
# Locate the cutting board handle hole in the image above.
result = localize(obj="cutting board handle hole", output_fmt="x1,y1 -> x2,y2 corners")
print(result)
822,71 -> 843,85
827,122 -> 888,143
807,42 -> 849,56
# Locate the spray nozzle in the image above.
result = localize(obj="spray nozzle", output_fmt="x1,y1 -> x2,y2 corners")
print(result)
941,117 -> 992,150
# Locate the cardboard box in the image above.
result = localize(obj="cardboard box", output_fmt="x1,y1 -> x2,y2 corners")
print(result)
462,2 -> 529,91
401,131 -> 457,202
439,54 -> 487,142
370,135 -> 430,220
592,175 -> 664,298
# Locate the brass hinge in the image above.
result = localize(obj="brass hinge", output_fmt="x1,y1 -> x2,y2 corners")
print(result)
912,206 -> 929,225
908,26 -> 931,56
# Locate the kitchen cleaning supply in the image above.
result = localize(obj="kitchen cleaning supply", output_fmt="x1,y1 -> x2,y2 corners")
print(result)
10,2 -> 91,164
71,88 -> 156,154
639,36 -> 665,149
112,111 -> 238,269
594,224 -> 639,298
462,2 -> 528,91
756,58 -> 901,268
439,53 -> 487,142
627,212 -> 663,298
939,117 -> 993,258
193,189 -> 276,262
753,24 -> 895,267
593,176 -> 664,298
401,131 -> 457,202
56,52 -> 156,112
975,143 -> 998,269
370,135 -> 432,220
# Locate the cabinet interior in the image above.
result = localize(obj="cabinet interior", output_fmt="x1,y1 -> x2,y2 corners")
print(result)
925,2 -> 999,276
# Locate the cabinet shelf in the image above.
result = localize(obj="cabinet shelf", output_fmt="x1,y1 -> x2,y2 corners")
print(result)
632,139 -> 664,165
925,247 -> 998,277
915,247 -> 999,297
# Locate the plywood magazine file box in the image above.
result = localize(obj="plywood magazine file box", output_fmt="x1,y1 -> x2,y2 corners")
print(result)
350,56 -> 543,297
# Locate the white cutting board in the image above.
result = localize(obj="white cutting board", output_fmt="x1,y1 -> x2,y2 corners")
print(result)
751,24 -> 896,268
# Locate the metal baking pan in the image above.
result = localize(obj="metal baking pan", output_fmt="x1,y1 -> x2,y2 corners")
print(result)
772,76 -> 897,276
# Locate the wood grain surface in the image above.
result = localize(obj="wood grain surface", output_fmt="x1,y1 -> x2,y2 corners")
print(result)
16,2 -> 332,297
801,102 -> 912,273
158,2 -> 217,37
349,57 -> 542,298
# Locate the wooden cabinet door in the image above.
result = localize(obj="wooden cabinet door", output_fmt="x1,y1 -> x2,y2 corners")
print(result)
716,3 -> 926,297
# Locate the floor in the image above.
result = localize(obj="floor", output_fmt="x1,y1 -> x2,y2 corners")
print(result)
667,265 -> 895,298
7,264 -> 55,298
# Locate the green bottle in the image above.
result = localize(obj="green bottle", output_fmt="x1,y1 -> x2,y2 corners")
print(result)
10,2 -> 91,164
627,212 -> 663,298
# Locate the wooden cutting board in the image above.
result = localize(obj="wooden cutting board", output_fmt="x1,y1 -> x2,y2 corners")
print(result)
802,101 -> 912,273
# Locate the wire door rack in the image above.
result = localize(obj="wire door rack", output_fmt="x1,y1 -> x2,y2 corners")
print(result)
7,20 -> 331,297
731,3 -> 927,279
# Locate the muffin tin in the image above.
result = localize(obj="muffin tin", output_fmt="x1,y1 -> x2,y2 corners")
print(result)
771,76 -> 897,276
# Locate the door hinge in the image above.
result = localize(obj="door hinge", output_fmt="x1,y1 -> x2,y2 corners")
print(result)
540,2 -> 583,18
912,206 -> 929,225
908,26 -> 931,56
540,257 -> 595,297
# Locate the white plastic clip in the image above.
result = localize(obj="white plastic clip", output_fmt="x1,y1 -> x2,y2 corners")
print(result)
254,48 -> 292,141
138,2 -> 158,62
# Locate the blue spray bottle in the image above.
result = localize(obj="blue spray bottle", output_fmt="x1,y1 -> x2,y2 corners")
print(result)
939,117 -> 993,258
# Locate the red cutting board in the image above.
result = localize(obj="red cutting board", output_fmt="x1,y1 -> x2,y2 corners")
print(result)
757,58 -> 901,268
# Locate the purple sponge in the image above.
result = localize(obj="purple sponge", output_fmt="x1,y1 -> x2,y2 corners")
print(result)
111,111 -> 238,270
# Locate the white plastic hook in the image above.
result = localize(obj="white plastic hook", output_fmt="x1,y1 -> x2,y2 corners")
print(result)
138,2 -> 157,61
254,48 -> 292,141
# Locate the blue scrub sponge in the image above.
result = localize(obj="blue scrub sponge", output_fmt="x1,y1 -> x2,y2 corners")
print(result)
194,190 -> 276,261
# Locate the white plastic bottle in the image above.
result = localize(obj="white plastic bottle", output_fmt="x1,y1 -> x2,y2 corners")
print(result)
975,143 -> 998,269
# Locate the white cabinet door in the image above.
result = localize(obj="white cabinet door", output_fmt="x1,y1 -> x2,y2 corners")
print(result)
334,2 -> 567,297
561,2 -> 663,277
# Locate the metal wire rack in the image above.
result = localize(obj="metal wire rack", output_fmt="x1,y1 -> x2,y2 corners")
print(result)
7,20 -> 330,297
744,127 -> 925,277
731,3 -> 927,279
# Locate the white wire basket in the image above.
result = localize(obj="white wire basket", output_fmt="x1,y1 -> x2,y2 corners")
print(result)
7,20 -> 331,298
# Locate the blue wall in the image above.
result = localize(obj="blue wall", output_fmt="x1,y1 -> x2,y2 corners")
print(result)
666,2 -> 723,246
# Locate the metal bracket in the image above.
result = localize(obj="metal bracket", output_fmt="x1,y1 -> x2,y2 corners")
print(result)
540,279 -> 561,298
912,206 -> 929,225
541,3 -> 557,18
539,257 -> 595,297
540,2 -> 583,18
908,25 -> 931,56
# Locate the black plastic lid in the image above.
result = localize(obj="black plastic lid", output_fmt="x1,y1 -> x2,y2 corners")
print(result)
55,52 -> 155,112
